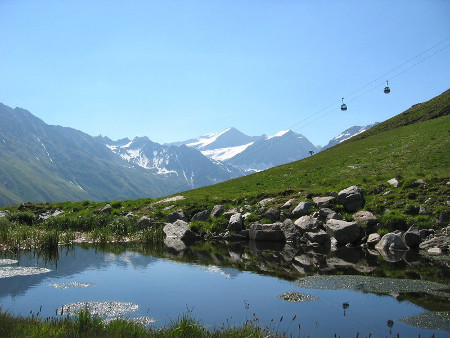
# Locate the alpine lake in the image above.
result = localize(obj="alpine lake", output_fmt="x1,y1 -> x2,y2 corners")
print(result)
1,240 -> 449,337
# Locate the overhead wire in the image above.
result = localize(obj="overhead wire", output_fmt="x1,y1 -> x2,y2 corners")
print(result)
188,36 -> 450,183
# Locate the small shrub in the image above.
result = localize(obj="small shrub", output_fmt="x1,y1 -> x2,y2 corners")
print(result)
7,211 -> 36,226
381,210 -> 407,231
111,201 -> 122,209
404,204 -> 420,215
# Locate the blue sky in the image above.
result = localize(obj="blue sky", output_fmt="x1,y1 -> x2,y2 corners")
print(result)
1,1 -> 449,146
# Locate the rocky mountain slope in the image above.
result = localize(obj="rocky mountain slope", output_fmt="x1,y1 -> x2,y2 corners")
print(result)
0,104 -> 242,206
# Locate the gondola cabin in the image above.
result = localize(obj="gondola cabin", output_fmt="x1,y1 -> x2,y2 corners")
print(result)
384,80 -> 390,94
341,98 -> 347,111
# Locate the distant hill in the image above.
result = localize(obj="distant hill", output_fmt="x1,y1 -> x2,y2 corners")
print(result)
0,104 -> 242,206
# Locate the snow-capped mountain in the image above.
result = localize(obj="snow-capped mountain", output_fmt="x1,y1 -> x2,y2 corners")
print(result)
172,127 -> 264,162
178,127 -> 319,172
102,136 -> 245,189
322,124 -> 378,150
0,102 -> 244,206
224,130 -> 319,171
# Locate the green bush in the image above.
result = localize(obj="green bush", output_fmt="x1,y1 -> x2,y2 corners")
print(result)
7,211 -> 36,226
381,210 -> 407,231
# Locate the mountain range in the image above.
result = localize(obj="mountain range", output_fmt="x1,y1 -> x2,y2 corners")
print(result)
0,102 -> 375,206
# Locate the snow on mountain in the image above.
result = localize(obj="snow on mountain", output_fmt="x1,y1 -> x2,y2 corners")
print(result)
225,129 -> 319,171
104,136 -> 245,188
323,123 -> 378,150
200,142 -> 255,162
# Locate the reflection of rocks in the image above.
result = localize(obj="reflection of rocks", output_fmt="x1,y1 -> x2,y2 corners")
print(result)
164,237 -> 187,253
58,301 -> 138,317
0,266 -> 52,278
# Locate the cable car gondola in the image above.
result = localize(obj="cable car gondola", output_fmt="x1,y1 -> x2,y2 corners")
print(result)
384,80 -> 390,94
341,98 -> 347,111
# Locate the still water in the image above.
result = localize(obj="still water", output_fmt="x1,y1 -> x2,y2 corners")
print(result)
0,243 -> 448,337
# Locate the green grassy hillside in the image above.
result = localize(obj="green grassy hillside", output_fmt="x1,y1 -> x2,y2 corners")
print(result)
1,89 -> 449,238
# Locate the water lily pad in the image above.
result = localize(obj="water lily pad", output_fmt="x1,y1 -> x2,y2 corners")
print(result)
0,266 -> 51,278
57,301 -> 139,317
399,311 -> 450,332
279,291 -> 318,302
50,282 -> 96,289
296,275 -> 449,297
0,259 -> 18,265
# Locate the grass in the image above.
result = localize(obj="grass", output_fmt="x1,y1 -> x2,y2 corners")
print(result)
0,308 -> 275,338
1,89 -> 449,249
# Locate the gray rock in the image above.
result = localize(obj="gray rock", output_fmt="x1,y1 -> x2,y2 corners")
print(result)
264,208 -> 280,222
0,210 -> 9,218
38,209 -> 64,221
167,209 -> 186,223
137,216 -> 154,229
282,198 -> 296,209
249,223 -> 286,242
304,230 -> 329,245
375,233 -> 408,252
318,208 -> 342,221
366,233 -> 381,247
312,196 -> 335,208
325,219 -> 360,244
210,205 -> 225,218
192,210 -> 210,222
337,185 -> 365,212
163,220 -> 199,242
294,216 -> 321,234
97,204 -> 111,214
419,236 -> 450,253
223,209 -> 238,219
387,178 -> 399,187
352,211 -> 378,227
419,205 -> 427,215
258,198 -> 274,207
402,226 -> 421,248
291,202 -> 312,217
227,213 -> 243,231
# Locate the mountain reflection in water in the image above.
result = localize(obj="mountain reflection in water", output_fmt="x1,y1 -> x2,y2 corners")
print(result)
0,241 -> 449,336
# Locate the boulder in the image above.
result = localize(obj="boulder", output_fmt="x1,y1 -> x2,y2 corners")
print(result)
249,223 -> 286,242
317,208 -> 342,221
210,205 -> 225,218
387,178 -> 399,187
325,219 -> 360,244
97,204 -> 111,214
227,213 -> 243,231
337,185 -> 364,212
419,236 -> 450,253
305,230 -> 329,245
366,233 -> 381,247
137,216 -> 155,229
167,209 -> 186,223
192,210 -> 210,222
352,211 -> 378,228
312,196 -> 335,208
375,233 -> 408,252
258,198 -> 274,207
264,208 -> 280,222
294,215 -> 321,234
280,219 -> 299,243
0,210 -> 9,218
163,220 -> 200,242
402,226 -> 421,248
291,202 -> 312,217
223,209 -> 238,219
282,198 -> 296,209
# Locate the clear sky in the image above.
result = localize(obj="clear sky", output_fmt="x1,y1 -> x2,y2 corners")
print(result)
1,0 -> 449,147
